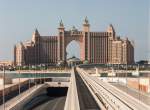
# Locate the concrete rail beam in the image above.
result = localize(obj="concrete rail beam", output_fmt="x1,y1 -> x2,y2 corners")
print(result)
64,68 -> 80,110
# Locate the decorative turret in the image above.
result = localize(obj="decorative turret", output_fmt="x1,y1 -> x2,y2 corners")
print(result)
107,24 -> 115,38
83,16 -> 89,25
71,26 -> 78,32
34,28 -> 40,36
58,20 -> 65,37
58,19 -> 65,31
83,16 -> 90,32
32,28 -> 40,43
59,19 -> 64,27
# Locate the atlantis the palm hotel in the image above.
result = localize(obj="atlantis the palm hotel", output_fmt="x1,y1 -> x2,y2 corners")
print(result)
14,17 -> 134,66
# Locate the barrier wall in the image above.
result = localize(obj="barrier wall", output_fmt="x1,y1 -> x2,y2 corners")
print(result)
9,84 -> 46,110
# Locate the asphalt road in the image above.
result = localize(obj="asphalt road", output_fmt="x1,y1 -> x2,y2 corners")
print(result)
23,90 -> 66,110
32,96 -> 66,110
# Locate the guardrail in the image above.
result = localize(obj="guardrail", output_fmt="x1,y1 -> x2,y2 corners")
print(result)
64,68 -> 80,110
0,84 -> 45,110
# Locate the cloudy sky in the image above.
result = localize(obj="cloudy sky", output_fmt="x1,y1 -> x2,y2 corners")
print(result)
0,0 -> 149,61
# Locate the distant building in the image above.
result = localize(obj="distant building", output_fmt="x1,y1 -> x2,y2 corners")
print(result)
14,30 -> 57,66
136,60 -> 149,65
67,57 -> 82,67
112,37 -> 134,64
0,77 -> 12,85
14,17 -> 134,66
0,61 -> 13,66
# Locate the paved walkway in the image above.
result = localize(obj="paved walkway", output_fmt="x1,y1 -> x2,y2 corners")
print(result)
111,83 -> 150,106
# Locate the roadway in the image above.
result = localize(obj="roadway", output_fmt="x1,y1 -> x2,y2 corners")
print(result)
74,69 -> 101,110
23,90 -> 66,110
32,96 -> 66,110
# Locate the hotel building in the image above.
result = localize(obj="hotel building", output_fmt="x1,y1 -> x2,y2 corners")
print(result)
14,17 -> 134,66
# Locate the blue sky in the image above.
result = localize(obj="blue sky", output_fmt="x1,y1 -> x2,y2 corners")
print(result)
0,0 -> 149,61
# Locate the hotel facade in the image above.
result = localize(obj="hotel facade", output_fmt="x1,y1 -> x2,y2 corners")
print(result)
14,18 -> 134,66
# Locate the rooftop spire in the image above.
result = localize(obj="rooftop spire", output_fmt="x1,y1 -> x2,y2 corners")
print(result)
107,24 -> 116,39
107,24 -> 115,33
33,28 -> 40,36
83,16 -> 89,25
32,28 -> 40,42
59,19 -> 64,27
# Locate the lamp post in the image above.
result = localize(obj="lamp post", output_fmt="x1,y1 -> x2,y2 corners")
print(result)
35,65 -> 37,87
28,64 -> 31,89
3,64 -> 5,110
18,65 -> 21,95
44,64 -> 47,83
40,64 -> 42,84
126,63 -> 128,93
117,59 -> 119,83
137,64 -> 141,101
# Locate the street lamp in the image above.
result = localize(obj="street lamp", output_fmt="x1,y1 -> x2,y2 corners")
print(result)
126,63 -> 128,93
137,64 -> 141,101
3,64 -> 5,110
18,64 -> 21,95
34,64 -> 37,87
28,64 -> 31,89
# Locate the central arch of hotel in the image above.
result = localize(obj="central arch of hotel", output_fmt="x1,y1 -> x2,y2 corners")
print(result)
57,29 -> 88,62
57,18 -> 91,63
